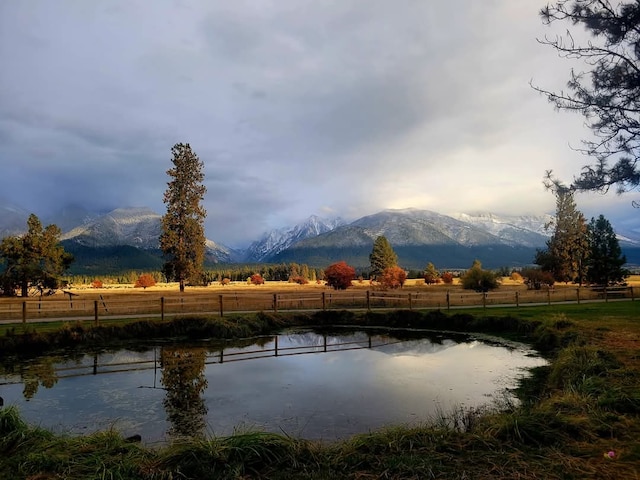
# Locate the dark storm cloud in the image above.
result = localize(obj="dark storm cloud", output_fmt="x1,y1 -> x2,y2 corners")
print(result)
0,0 -> 637,245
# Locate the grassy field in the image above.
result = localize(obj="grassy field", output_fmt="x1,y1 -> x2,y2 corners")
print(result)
1,276 -> 639,327
1,301 -> 639,479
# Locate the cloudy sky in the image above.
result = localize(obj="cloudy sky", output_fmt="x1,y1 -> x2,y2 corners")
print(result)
1,1 -> 638,247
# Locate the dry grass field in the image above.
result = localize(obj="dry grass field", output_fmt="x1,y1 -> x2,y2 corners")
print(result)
0,275 -> 638,324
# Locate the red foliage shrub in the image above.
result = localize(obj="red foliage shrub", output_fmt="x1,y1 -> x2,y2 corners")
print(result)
440,272 -> 454,284
379,266 -> 407,289
324,261 -> 356,290
134,273 -> 156,289
521,268 -> 555,290
250,273 -> 265,285
91,279 -> 103,289
220,278 -> 231,286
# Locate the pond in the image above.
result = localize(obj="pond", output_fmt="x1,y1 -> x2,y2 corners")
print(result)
0,328 -> 545,444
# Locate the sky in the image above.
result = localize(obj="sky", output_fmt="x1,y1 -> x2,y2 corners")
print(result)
1,0 -> 639,247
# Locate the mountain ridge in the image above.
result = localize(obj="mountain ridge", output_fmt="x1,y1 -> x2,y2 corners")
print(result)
2,202 -> 639,272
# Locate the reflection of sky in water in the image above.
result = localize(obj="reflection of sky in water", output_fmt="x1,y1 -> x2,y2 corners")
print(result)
0,332 -> 545,443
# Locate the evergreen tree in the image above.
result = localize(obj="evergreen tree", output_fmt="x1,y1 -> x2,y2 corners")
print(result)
535,189 -> 589,284
586,215 -> 628,286
423,262 -> 440,284
0,214 -> 73,296
369,236 -> 398,279
160,143 -> 207,292
535,1 -> 640,194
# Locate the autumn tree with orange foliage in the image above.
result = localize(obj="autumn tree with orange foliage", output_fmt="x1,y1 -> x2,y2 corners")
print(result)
379,266 -> 407,289
440,272 -> 454,284
249,273 -> 265,285
324,261 -> 356,290
135,273 -> 157,289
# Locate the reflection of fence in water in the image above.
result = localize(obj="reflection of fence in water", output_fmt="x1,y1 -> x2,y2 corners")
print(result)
0,286 -> 635,323
4,335 -> 402,386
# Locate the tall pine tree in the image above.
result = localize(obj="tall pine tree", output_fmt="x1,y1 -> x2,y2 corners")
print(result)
160,143 -> 207,292
586,215 -> 627,286
369,236 -> 398,279
535,189 -> 589,284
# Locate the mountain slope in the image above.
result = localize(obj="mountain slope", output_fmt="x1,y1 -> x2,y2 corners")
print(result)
450,212 -> 552,248
0,200 -> 30,238
60,207 -> 237,268
61,207 -> 163,248
269,209 -> 548,269
244,215 -> 344,261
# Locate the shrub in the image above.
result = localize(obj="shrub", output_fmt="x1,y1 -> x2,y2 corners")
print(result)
440,272 -> 454,284
521,268 -> 555,290
289,276 -> 309,285
510,271 -> 524,282
324,261 -> 356,290
460,260 -> 499,292
220,278 -> 231,286
134,274 -> 156,289
91,279 -> 103,289
379,266 -> 407,289
250,274 -> 265,285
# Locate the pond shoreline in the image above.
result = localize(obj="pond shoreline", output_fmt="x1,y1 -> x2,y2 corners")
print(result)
2,305 -> 639,479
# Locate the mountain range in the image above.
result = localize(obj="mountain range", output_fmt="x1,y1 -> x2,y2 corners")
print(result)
1,202 -> 638,274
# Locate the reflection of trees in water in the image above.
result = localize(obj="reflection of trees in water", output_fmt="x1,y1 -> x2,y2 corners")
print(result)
22,359 -> 58,399
160,347 -> 208,439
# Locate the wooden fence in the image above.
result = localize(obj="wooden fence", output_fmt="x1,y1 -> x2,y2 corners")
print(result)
0,286 -> 635,326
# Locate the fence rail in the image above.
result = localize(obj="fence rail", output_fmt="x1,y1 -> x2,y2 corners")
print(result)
0,286 -> 635,326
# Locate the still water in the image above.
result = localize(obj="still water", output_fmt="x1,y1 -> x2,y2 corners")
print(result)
0,329 -> 545,443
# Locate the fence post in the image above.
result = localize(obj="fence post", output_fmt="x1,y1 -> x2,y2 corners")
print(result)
274,335 -> 279,357
631,286 -> 635,301
219,295 -> 224,317
22,301 -> 26,324
576,288 -> 580,304
446,291 -> 450,310
94,300 -> 99,326
515,291 -> 519,308
160,297 -> 165,322
482,292 -> 487,309
604,287 -> 609,302
366,290 -> 371,311
273,293 -> 278,313
547,288 -> 551,306
408,293 -> 412,310
322,292 -> 326,310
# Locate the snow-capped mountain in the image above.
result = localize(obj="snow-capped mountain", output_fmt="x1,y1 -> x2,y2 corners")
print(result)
270,208 -> 553,269
3,203 -> 638,270
450,212 -> 553,248
0,200 -> 31,237
59,207 -> 235,263
61,207 -> 163,248
244,215 -> 345,261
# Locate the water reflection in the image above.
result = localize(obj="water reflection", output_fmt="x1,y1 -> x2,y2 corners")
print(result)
0,330 -> 545,442
22,359 -> 58,399
160,347 -> 208,439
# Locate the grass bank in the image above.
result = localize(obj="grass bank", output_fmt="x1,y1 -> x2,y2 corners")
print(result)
1,303 -> 639,479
